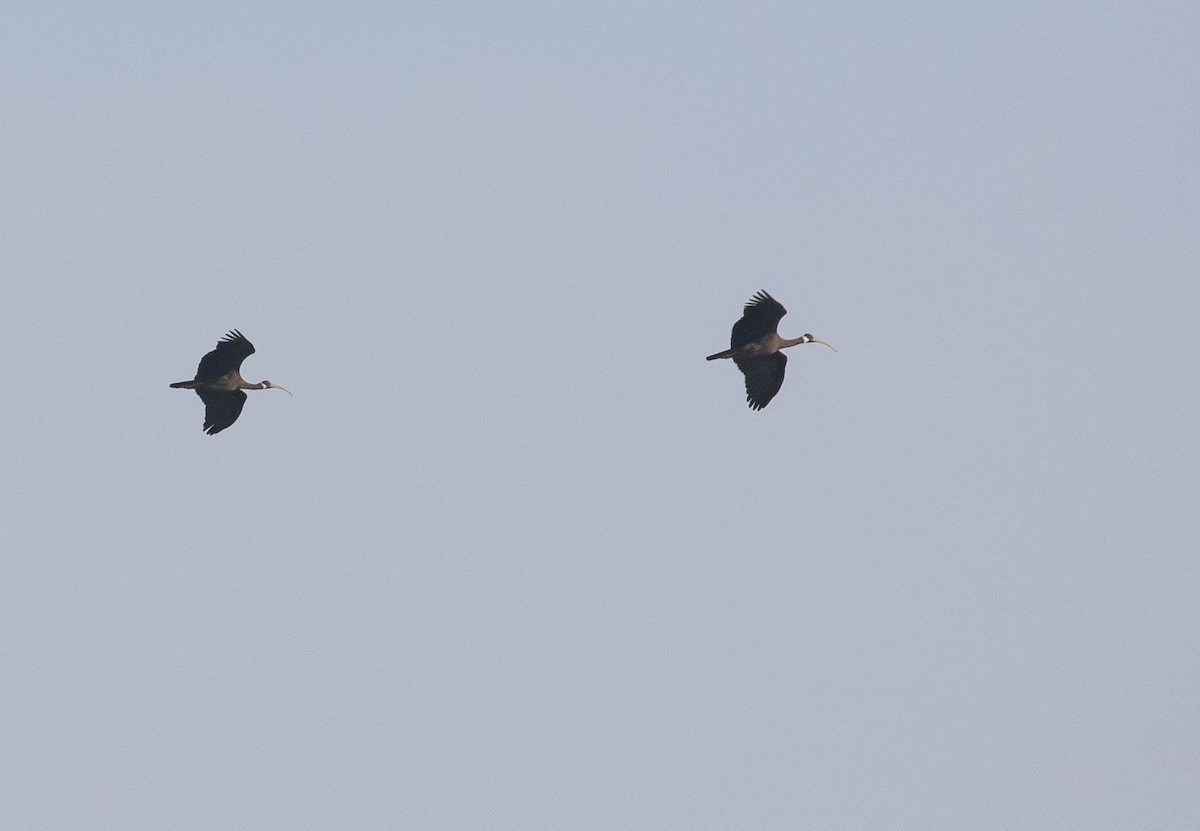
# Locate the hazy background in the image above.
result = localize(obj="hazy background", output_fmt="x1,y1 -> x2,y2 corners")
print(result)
3,2 -> 1198,828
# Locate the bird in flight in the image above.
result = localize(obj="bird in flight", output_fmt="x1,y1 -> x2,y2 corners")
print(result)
706,290 -> 834,410
170,330 -> 292,434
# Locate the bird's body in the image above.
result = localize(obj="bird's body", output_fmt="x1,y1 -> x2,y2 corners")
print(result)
706,290 -> 834,410
171,330 -> 291,434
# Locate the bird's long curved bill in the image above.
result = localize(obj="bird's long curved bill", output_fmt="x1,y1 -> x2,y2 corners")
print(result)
812,338 -> 837,352
273,385 -> 294,396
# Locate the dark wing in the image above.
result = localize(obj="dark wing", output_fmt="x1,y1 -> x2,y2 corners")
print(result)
196,389 -> 247,435
730,290 -> 787,348
734,353 -> 787,410
194,330 -> 255,382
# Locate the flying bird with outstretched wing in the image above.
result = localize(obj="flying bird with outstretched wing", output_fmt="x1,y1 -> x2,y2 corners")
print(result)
170,330 -> 292,434
706,291 -> 834,410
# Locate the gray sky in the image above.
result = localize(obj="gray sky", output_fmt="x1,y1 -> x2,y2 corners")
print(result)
3,2 -> 1198,828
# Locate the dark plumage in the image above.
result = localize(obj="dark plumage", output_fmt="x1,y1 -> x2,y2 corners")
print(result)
706,291 -> 834,410
170,330 -> 291,434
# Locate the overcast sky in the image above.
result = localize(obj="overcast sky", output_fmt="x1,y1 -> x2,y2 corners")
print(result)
3,2 -> 1199,828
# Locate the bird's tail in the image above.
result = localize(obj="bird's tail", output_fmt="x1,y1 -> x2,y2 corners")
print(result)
170,380 -> 198,389
706,349 -> 736,361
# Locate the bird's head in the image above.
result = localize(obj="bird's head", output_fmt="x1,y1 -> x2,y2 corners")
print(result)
261,381 -> 293,395
801,334 -> 837,352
